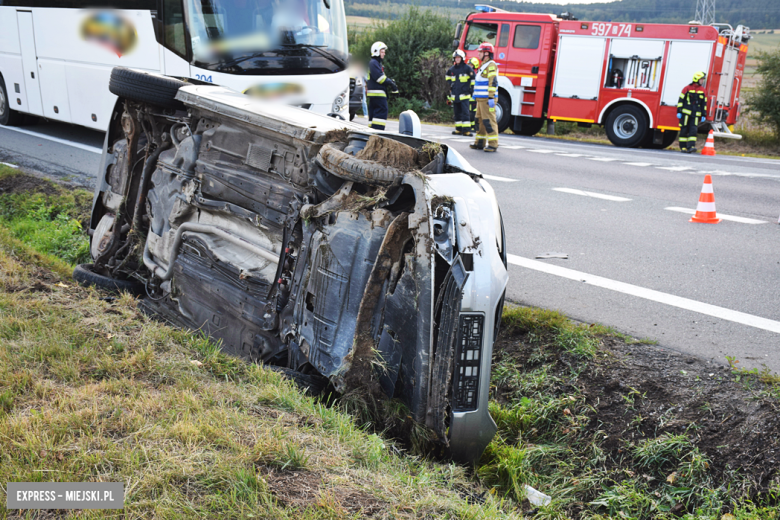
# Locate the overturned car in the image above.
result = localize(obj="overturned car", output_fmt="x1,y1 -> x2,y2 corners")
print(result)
79,68 -> 508,463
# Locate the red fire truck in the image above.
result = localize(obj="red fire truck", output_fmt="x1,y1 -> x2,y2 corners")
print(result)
454,5 -> 750,148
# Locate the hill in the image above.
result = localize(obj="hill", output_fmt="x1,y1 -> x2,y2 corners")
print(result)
345,0 -> 780,29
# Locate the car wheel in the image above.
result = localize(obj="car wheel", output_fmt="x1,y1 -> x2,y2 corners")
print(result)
317,141 -> 405,186
108,67 -> 186,110
0,77 -> 24,126
513,117 -> 545,136
73,263 -> 144,295
495,92 -> 512,133
605,105 -> 648,148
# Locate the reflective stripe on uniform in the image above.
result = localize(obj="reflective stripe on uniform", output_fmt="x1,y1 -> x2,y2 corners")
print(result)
367,90 -> 387,97
377,75 -> 387,84
459,94 -> 470,100
446,75 -> 455,82
459,75 -> 470,82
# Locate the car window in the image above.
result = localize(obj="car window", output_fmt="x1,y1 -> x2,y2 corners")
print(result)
513,25 -> 541,49
464,22 -> 497,51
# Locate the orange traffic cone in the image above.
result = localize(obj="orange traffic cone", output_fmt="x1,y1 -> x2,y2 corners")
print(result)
690,175 -> 721,224
701,130 -> 716,156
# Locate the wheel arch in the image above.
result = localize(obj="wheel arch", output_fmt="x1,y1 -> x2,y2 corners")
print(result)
598,98 -> 654,128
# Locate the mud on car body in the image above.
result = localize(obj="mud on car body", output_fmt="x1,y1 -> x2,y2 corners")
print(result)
82,67 -> 508,463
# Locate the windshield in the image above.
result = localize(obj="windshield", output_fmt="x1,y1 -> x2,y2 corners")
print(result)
185,0 -> 348,74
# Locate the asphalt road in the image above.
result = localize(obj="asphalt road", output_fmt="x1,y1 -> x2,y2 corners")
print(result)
2,117 -> 779,373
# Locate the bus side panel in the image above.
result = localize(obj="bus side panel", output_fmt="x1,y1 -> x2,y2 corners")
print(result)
66,63 -> 117,130
0,56 -> 26,112
16,11 -> 44,117
38,59 -> 72,123
32,9 -> 161,70
0,7 -> 22,54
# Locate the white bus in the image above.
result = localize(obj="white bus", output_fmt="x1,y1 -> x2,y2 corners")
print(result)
0,0 -> 350,129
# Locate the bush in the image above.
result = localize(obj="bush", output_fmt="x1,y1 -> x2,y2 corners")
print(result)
417,49 -> 451,106
747,47 -> 780,137
349,6 -> 455,97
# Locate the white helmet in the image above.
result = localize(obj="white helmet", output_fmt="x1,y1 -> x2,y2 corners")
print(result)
453,49 -> 466,60
371,41 -> 388,57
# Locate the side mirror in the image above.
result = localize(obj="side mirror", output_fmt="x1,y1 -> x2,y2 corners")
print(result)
452,39 -> 460,50
454,22 -> 463,40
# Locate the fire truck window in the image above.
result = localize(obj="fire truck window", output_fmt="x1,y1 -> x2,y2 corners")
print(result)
513,25 -> 541,49
464,22 -> 498,51
498,24 -> 510,47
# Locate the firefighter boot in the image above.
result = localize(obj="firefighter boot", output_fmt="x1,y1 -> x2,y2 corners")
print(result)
484,145 -> 498,153
470,140 -> 485,150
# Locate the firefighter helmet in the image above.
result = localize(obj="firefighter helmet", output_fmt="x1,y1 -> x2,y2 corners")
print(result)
693,71 -> 707,83
453,49 -> 466,61
469,57 -> 480,69
477,42 -> 495,54
371,41 -> 388,57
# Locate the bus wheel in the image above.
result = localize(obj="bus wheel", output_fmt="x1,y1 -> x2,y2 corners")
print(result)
495,93 -> 512,133
605,105 -> 648,148
0,78 -> 24,126
108,67 -> 186,110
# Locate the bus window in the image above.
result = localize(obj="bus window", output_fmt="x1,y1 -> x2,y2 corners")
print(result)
163,0 -> 187,58
498,23 -> 510,48
464,22 -> 497,51
513,25 -> 541,49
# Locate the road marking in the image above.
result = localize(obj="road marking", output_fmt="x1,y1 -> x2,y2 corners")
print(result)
556,153 -> 586,157
623,162 -> 652,167
553,187 -> 631,202
656,165 -> 693,171
502,145 -> 525,149
0,126 -> 103,154
588,157 -> 619,162
665,207 -> 768,224
451,138 -> 474,142
527,149 -> 555,154
1,162 -> 19,169
482,174 -> 517,182
507,253 -> 780,335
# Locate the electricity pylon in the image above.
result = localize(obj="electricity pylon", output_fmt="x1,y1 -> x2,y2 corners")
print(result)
695,0 -> 715,25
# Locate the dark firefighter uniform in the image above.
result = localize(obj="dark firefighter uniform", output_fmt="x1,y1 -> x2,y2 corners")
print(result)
446,61 -> 475,135
471,59 -> 499,151
677,72 -> 708,152
366,56 -> 397,131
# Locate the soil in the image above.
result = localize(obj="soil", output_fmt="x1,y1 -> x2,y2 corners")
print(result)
494,329 -> 780,499
258,466 -> 386,516
356,135 -> 424,171
323,128 -> 351,144
0,172 -> 60,196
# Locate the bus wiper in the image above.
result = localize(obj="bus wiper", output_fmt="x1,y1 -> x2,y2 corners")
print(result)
281,44 -> 347,68
215,51 -> 273,70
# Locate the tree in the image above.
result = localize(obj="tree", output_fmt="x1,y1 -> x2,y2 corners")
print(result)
748,48 -> 780,136
349,6 -> 455,97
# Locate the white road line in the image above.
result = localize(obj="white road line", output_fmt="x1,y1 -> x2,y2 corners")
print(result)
656,165 -> 693,171
507,254 -> 780,335
553,187 -> 632,202
527,149 -> 555,154
1,162 -> 19,169
665,207 -> 768,224
623,162 -> 653,167
588,157 -> 619,162
0,126 -> 103,154
556,153 -> 586,157
482,174 -> 518,183
451,138 -> 473,143
502,145 -> 525,149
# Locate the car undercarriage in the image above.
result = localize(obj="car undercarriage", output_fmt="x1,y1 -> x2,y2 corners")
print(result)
81,68 -> 508,463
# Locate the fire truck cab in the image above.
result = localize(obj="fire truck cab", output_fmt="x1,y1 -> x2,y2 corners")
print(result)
455,5 -> 750,148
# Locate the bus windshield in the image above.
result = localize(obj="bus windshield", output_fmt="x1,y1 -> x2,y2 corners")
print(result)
186,0 -> 348,73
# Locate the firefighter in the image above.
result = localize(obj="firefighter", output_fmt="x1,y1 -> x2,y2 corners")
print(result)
446,49 -> 474,136
677,71 -> 708,153
468,57 -> 480,134
366,41 -> 398,131
469,42 -> 499,152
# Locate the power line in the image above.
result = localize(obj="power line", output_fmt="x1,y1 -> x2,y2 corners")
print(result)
695,0 -> 716,24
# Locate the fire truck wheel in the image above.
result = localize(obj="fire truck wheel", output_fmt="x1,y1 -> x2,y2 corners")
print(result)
605,105 -> 648,148
108,67 -> 186,110
495,93 -> 512,133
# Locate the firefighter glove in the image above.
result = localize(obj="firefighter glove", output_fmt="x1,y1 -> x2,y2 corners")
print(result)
677,113 -> 682,119
488,99 -> 495,109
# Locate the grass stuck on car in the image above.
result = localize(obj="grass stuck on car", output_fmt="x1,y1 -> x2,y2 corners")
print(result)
80,67 -> 508,463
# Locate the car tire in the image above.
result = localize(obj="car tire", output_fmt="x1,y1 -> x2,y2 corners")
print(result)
605,105 -> 648,148
73,263 -> 144,295
349,110 -> 356,121
108,67 -> 186,110
513,117 -> 545,136
317,142 -> 405,186
0,77 -> 24,126
495,92 -> 512,133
